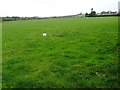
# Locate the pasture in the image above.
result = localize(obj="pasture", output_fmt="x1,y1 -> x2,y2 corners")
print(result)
2,17 -> 118,88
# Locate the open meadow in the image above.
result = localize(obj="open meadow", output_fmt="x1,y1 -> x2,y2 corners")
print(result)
2,17 -> 118,88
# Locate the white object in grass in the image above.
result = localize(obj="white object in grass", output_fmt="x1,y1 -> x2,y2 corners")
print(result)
42,33 -> 47,37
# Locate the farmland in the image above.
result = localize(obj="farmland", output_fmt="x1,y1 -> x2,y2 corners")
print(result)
2,17 -> 118,88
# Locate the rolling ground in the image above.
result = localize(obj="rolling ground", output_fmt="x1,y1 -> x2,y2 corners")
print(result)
2,17 -> 119,88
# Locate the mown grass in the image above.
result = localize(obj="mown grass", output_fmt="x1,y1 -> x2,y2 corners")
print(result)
0,18 -> 2,89
2,17 -> 119,88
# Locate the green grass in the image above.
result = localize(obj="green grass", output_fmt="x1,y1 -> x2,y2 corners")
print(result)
2,17 -> 119,88
0,19 -> 2,89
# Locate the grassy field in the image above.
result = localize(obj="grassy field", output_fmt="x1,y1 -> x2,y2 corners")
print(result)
2,17 -> 118,88
0,18 -> 2,89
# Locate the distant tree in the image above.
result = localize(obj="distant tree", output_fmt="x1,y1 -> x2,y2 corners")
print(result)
90,11 -> 96,17
91,8 -> 93,11
85,13 -> 88,15
78,13 -> 82,15
85,13 -> 90,17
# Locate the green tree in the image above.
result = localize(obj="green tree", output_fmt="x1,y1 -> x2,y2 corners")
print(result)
90,11 -> 96,17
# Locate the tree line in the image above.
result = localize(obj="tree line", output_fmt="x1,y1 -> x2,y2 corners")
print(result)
1,10 -> 120,21
85,9 -> 120,17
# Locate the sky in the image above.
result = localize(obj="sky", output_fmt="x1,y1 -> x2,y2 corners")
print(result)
0,0 -> 119,17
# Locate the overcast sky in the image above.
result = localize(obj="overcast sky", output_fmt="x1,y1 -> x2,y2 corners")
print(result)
0,0 -> 119,17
